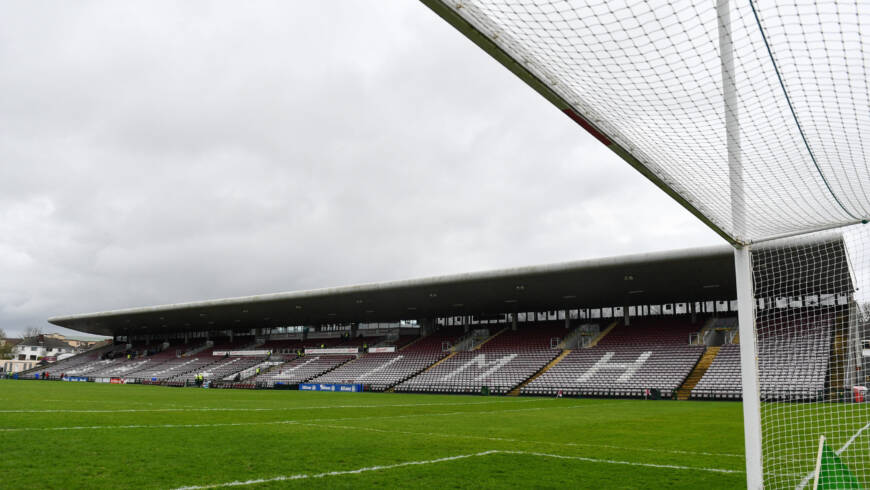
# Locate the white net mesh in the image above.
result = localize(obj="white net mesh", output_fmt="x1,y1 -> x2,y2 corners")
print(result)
428,0 -> 870,243
751,225 -> 870,488
425,1 -> 870,486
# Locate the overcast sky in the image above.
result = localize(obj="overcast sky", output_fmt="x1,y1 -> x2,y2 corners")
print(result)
0,1 -> 722,337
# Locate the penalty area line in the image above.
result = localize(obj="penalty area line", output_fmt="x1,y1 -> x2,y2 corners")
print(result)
171,449 -> 742,489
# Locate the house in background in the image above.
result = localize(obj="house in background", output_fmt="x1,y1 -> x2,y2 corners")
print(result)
2,334 -> 109,374
1,336 -> 75,374
1,338 -> 23,374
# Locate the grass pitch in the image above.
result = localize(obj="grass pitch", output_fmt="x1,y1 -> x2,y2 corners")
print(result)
0,380 -> 746,489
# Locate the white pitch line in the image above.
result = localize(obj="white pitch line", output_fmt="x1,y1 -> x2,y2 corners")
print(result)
307,404 -> 577,424
32,398 -> 175,406
171,451 -> 502,489
170,449 -> 741,489
795,421 -> 870,490
0,399 -> 546,414
292,420 -> 744,458
0,404 -> 576,432
839,422 -> 870,455
0,420 -> 301,432
502,450 -> 742,474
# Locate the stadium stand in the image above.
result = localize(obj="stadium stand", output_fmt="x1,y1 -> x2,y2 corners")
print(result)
21,313 -> 836,401
691,312 -> 833,401
54,342 -> 156,378
690,343 -> 741,399
382,335 -> 419,350
34,338 -> 270,383
520,318 -> 705,398
84,358 -> 152,378
132,357 -> 202,381
394,324 -> 566,395
251,355 -> 354,387
173,356 -> 265,383
757,312 -> 832,401
307,332 -> 457,390
307,351 -> 443,391
167,340 -> 269,383
20,343 -> 116,378
261,335 -> 384,356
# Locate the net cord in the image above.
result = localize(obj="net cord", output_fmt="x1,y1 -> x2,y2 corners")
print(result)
747,0 -> 862,222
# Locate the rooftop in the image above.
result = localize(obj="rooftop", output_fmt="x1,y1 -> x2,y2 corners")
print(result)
49,236 -> 849,337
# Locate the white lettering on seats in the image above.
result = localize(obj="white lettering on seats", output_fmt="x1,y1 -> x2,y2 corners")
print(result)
357,356 -> 403,380
283,357 -> 320,372
576,351 -> 652,383
441,354 -> 518,381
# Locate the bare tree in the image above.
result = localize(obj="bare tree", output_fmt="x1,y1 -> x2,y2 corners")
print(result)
23,326 -> 43,339
0,328 -> 12,360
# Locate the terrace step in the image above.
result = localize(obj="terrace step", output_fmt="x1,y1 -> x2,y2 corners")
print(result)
692,318 -> 718,346
508,349 -> 572,396
418,351 -> 457,373
17,342 -> 114,376
182,342 -> 212,357
471,328 -> 508,351
398,335 -> 425,351
238,359 -> 283,381
386,351 -> 457,392
676,346 -> 720,400
557,326 -> 587,349
585,320 -> 619,348
301,356 -> 355,383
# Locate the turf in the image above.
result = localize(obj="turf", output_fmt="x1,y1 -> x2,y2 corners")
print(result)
760,402 -> 870,489
0,380 -> 747,489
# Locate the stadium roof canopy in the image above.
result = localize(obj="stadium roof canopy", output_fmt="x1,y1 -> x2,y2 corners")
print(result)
48,237 -> 849,337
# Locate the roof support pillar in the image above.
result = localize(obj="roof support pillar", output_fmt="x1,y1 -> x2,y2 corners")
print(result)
418,317 -> 433,336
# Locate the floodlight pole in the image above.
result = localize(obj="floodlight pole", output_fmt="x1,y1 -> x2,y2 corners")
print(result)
719,0 -> 763,487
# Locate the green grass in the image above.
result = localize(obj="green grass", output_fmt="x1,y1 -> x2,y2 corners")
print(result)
0,380 -> 748,489
760,402 -> 870,488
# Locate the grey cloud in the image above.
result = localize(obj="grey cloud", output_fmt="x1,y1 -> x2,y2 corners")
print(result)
0,1 -> 721,336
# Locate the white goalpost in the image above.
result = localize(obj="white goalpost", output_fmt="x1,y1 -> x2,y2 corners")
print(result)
719,0 -> 763,484
735,245 -> 764,487
422,0 -> 870,487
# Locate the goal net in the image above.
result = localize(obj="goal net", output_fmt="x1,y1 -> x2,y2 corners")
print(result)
421,0 -> 870,487
751,225 -> 869,488
423,0 -> 870,244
